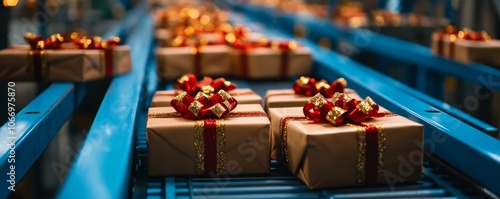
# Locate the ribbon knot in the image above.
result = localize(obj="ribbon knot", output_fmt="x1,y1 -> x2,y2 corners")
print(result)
303,93 -> 381,125
458,29 -> 491,41
293,76 -> 347,97
73,36 -> 121,49
171,90 -> 238,120
177,74 -> 236,96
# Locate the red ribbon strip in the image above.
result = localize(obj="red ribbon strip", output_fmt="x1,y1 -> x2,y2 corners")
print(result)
171,90 -> 238,120
364,124 -> 379,184
177,74 -> 236,96
203,119 -> 217,174
293,76 -> 347,98
148,111 -> 266,119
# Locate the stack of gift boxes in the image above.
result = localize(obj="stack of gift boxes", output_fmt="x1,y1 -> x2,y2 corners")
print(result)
0,32 -> 131,82
153,5 -> 313,80
432,26 -> 500,68
147,73 -> 424,189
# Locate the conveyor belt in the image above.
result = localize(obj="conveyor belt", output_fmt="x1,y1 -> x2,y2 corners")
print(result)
132,82 -> 487,199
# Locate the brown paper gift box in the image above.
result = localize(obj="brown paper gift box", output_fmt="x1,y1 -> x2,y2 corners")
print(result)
151,88 -> 263,107
156,45 -> 232,80
454,39 -> 500,68
0,45 -> 131,82
147,104 -> 271,176
265,88 -> 359,110
268,106 -> 423,189
230,47 -> 312,79
431,32 -> 456,58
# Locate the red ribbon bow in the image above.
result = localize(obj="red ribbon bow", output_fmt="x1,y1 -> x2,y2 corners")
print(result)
171,90 -> 238,120
458,29 -> 491,41
293,76 -> 347,98
177,74 -> 236,96
73,36 -> 121,49
24,32 -> 64,50
303,93 -> 381,125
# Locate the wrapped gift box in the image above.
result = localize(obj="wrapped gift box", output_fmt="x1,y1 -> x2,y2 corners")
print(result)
152,88 -> 262,107
147,104 -> 271,176
156,45 -> 232,80
269,104 -> 423,189
0,45 -> 131,82
265,88 -> 359,110
454,39 -> 500,68
230,47 -> 312,79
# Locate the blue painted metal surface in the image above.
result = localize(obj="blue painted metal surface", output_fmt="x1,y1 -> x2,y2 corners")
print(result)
57,5 -> 153,199
227,3 -> 499,135
229,12 -> 500,196
0,83 -> 76,198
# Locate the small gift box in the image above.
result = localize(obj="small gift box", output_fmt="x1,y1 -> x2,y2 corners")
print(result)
0,33 -> 131,82
156,45 -> 232,80
229,40 -> 312,79
265,77 -> 359,110
269,93 -> 424,189
151,74 -> 262,107
147,90 -> 270,176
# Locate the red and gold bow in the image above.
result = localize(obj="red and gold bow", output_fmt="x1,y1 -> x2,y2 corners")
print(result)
171,90 -> 238,120
73,36 -> 121,49
303,93 -> 382,125
24,32 -> 64,50
458,29 -> 491,41
177,74 -> 236,96
293,76 -> 347,97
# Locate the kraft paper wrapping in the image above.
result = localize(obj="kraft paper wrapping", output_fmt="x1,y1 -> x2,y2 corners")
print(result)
147,104 -> 271,176
265,88 -> 359,111
0,45 -> 131,82
454,40 -> 500,68
151,88 -> 263,107
230,47 -> 312,79
156,45 -> 232,80
268,106 -> 423,189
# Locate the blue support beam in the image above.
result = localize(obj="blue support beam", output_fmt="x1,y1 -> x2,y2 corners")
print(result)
57,8 -> 153,199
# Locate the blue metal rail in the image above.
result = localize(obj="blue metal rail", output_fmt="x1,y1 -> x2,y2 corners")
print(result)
226,3 -> 499,135
0,3 -> 145,199
57,5 -> 154,199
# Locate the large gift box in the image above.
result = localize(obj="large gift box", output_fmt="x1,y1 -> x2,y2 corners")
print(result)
269,93 -> 423,189
230,41 -> 312,79
147,91 -> 270,176
0,34 -> 131,82
156,45 -> 232,80
265,77 -> 357,110
152,89 -> 262,107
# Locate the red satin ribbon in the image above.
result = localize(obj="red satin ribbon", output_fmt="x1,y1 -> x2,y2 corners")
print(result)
177,74 -> 236,96
293,76 -> 347,97
364,124 -> 379,184
203,119 -> 217,174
